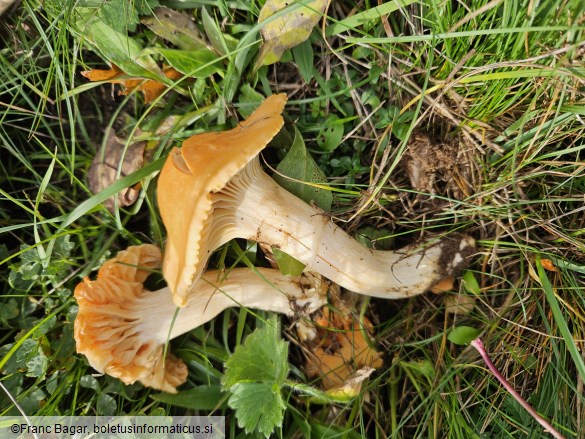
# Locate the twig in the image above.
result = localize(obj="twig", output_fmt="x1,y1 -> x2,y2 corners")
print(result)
470,338 -> 565,439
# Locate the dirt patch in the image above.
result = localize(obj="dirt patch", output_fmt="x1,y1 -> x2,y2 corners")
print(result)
403,131 -> 469,199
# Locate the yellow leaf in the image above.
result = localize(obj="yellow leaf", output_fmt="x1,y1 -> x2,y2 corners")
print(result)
256,0 -> 327,69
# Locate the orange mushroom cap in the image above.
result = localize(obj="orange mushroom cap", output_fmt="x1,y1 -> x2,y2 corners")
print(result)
74,244 -> 187,393
158,94 -> 287,307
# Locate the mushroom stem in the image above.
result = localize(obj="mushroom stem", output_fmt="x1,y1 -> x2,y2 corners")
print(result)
139,268 -> 325,343
211,158 -> 475,299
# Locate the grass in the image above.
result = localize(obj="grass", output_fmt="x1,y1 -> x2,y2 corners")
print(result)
1,0 -> 584,437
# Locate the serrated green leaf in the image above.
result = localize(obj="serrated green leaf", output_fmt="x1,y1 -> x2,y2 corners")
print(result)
33,315 -> 57,337
154,48 -> 222,78
54,235 -> 74,257
448,326 -> 481,345
222,316 -> 289,437
256,0 -> 327,68
15,339 -> 38,369
18,388 -> 46,414
46,371 -> 60,395
228,382 -> 286,437
222,317 -> 289,388
0,344 -> 19,374
85,20 -> 162,80
25,351 -> 48,378
151,385 -> 226,410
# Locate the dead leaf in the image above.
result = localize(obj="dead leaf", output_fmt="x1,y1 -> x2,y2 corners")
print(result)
541,258 -> 558,272
445,293 -> 475,315
88,129 -> 148,212
325,367 -> 375,400
255,0 -> 327,69
142,7 -> 211,51
81,64 -> 182,103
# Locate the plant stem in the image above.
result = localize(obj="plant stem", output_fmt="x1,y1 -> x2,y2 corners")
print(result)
470,338 -> 565,439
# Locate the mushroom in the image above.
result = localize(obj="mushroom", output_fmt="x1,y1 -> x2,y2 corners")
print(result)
158,94 -> 475,307
305,307 -> 383,390
74,244 -> 326,392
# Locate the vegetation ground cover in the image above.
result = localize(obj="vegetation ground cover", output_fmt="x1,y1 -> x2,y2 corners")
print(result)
1,0 -> 584,437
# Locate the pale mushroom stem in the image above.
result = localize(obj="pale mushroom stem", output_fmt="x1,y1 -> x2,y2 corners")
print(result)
139,268 -> 324,343
211,158 -> 475,300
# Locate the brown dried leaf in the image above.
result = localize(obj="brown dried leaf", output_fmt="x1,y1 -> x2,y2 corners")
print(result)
88,129 -> 147,212
445,293 -> 475,315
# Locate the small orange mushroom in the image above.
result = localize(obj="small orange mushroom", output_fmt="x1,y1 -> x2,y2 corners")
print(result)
304,308 -> 383,390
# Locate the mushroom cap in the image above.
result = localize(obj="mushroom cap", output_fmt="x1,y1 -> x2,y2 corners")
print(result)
305,312 -> 383,390
157,94 -> 287,307
74,244 -> 188,393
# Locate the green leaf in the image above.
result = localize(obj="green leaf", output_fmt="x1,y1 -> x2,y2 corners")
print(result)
0,298 -> 19,323
85,20 -> 162,80
462,270 -> 481,295
222,316 -> 289,437
80,375 -> 101,391
256,0 -> 327,68
223,317 -> 289,387
272,247 -> 306,276
99,0 -> 140,33
134,0 -> 159,15
155,48 -> 222,78
536,257 -> 585,383
201,7 -> 238,56
25,351 -> 48,378
237,84 -> 265,118
274,126 -> 332,211
15,339 -> 38,369
292,38 -> 314,83
400,359 -> 436,381
97,393 -> 117,415
142,7 -> 209,51
151,385 -> 227,410
316,115 -> 344,152
448,326 -> 482,345
228,382 -> 286,437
